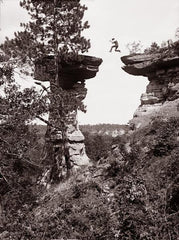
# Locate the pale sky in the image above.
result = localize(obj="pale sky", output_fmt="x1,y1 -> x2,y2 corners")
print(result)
0,0 -> 179,124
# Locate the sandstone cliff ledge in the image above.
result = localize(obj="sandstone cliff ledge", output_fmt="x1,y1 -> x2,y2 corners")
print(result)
121,43 -> 179,128
34,55 -> 103,89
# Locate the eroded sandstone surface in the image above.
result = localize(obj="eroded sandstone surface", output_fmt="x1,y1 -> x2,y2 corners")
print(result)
121,43 -> 179,127
35,55 -> 102,167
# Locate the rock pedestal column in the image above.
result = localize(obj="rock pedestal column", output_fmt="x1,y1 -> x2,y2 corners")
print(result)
34,55 -> 102,169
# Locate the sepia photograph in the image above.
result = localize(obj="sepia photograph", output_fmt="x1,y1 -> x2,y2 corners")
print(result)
0,0 -> 178,239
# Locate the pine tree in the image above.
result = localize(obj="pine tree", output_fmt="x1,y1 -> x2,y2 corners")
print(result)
1,0 -> 91,182
0,51 -> 49,191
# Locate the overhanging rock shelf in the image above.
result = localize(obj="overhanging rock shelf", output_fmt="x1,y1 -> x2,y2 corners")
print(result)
121,47 -> 179,127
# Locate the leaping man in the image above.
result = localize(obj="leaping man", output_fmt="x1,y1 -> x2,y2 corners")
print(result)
109,38 -> 121,53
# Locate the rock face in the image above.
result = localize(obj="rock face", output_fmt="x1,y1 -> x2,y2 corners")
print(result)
35,55 -> 102,168
35,55 -> 103,88
121,44 -> 179,127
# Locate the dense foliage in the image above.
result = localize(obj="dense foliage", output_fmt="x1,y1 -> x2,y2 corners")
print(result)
126,27 -> 179,55
83,132 -> 113,161
0,2 -> 178,239
103,116 -> 179,240
1,0 -> 90,67
0,0 -> 92,181
144,40 -> 179,56
0,109 -> 178,239
0,66 -> 48,188
80,124 -> 128,162
0,63 -> 45,240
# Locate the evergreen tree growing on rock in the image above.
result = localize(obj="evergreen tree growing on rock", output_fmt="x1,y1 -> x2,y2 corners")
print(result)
0,0 -> 91,182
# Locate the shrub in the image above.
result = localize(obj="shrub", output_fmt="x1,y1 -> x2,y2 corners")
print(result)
126,41 -> 143,54
83,132 -> 113,161
103,116 -> 179,240
144,42 -> 160,54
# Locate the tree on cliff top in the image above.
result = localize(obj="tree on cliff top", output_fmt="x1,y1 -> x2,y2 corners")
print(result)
1,0 -> 90,73
0,0 -> 91,182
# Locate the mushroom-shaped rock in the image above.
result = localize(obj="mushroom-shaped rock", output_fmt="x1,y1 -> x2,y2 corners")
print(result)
35,55 -> 102,168
34,55 -> 103,89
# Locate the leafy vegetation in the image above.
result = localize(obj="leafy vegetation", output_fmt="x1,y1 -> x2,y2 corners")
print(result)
0,2 -> 178,239
0,59 -> 45,239
126,27 -> 179,56
104,116 -> 179,240
83,132 -> 113,161
126,41 -> 143,54
0,70 -> 47,184
0,0 -> 91,182
1,116 -> 178,239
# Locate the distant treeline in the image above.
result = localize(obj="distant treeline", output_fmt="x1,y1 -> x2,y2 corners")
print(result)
80,123 -> 129,135
30,123 -> 129,137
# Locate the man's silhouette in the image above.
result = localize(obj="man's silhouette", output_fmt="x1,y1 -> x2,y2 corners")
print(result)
110,38 -> 121,53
